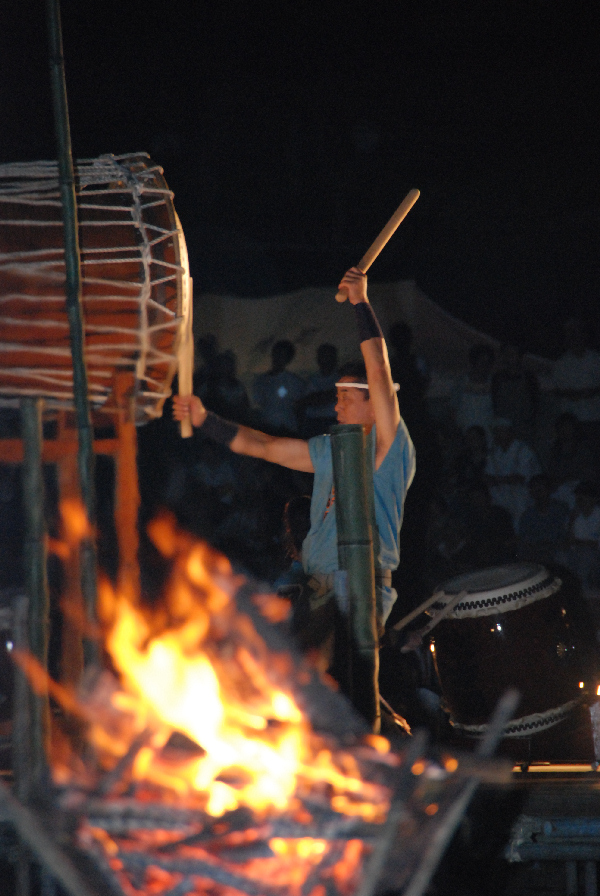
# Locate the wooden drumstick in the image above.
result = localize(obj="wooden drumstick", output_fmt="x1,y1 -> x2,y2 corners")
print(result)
392,589 -> 445,634
335,188 -> 420,302
178,276 -> 194,438
399,590 -> 468,653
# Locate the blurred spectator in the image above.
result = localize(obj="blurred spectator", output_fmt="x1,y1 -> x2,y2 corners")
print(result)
546,412 -> 597,508
491,342 -> 539,443
204,350 -> 252,423
423,494 -> 468,586
517,473 -> 569,565
552,318 -> 600,441
297,343 -> 339,437
422,483 -> 515,586
253,340 -> 306,434
193,333 -> 219,401
388,321 -> 430,429
451,343 -> 495,435
485,418 -> 542,529
558,481 -> 600,601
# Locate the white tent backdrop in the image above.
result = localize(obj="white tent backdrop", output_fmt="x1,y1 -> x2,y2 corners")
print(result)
194,280 -> 553,398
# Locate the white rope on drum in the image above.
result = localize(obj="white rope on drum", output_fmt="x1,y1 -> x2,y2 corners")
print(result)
0,154 -> 184,411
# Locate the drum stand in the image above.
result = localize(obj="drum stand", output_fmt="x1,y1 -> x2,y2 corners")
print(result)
0,371 -> 141,749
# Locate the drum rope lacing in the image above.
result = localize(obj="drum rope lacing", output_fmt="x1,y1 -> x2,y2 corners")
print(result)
450,697 -> 584,738
0,154 -> 185,415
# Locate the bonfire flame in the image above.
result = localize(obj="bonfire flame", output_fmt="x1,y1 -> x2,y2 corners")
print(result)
82,514 -> 391,823
39,508 -> 401,896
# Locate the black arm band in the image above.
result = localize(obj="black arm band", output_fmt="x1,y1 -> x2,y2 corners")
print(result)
198,411 -> 239,446
354,302 -> 383,343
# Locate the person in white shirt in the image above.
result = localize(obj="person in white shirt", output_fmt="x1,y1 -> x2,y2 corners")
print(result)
553,318 -> 600,436
558,480 -> 600,603
484,418 -> 541,530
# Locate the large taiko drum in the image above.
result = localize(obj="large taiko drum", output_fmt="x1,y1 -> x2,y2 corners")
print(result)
430,563 -> 600,762
0,153 -> 191,424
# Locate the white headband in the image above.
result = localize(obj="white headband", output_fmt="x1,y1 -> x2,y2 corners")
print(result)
336,381 -> 400,392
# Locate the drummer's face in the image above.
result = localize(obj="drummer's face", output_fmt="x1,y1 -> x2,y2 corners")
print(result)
335,378 -> 375,427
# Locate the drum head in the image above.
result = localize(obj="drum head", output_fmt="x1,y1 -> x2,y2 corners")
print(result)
434,562 -> 559,618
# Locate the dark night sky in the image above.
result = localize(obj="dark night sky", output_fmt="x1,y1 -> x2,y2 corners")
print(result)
2,0 -> 600,357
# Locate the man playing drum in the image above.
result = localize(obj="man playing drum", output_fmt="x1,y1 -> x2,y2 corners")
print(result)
173,268 -> 415,636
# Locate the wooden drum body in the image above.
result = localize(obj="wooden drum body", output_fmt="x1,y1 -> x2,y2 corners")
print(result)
430,563 -> 599,762
0,153 -> 191,423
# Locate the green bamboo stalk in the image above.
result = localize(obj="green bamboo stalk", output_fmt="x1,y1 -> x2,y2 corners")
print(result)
46,0 -> 98,664
331,424 -> 380,731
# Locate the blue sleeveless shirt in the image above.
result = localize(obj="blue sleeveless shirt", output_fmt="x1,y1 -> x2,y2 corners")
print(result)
302,420 -> 415,576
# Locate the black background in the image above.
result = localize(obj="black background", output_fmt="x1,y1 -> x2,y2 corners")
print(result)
2,0 -> 599,356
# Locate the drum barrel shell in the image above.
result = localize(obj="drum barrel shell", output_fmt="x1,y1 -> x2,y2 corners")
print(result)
432,589 -> 595,727
0,154 -> 188,424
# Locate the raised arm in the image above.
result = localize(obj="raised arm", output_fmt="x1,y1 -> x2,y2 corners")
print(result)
172,394 -> 314,473
338,268 -> 401,464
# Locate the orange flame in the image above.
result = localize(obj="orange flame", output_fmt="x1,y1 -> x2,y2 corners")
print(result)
44,509 -> 398,894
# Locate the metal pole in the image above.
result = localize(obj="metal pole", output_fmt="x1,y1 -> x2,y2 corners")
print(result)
331,424 -> 380,731
45,0 -> 98,665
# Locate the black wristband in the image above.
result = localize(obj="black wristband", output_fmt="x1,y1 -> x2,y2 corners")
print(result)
354,302 -> 383,343
199,411 -> 239,446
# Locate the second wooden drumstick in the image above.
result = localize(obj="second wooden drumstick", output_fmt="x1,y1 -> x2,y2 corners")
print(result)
335,188 -> 420,302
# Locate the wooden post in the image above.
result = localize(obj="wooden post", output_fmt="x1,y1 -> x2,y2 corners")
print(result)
113,373 -> 141,603
56,412 -> 85,689
11,594 -> 32,896
18,398 -> 50,795
331,424 -> 380,732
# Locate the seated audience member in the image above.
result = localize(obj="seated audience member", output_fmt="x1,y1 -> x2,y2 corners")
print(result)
253,340 -> 306,434
559,481 -> 600,601
517,473 -> 569,565
297,343 -> 339,437
485,418 -> 542,530
546,412 -> 597,508
451,343 -> 495,436
553,317 -> 600,441
492,341 -> 539,443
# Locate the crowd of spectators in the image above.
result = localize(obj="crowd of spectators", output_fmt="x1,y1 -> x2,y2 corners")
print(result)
3,312 -> 600,735
422,317 -> 600,634
137,316 -> 600,643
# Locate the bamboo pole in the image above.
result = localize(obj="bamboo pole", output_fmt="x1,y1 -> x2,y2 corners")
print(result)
331,424 -> 380,732
45,0 -> 98,664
